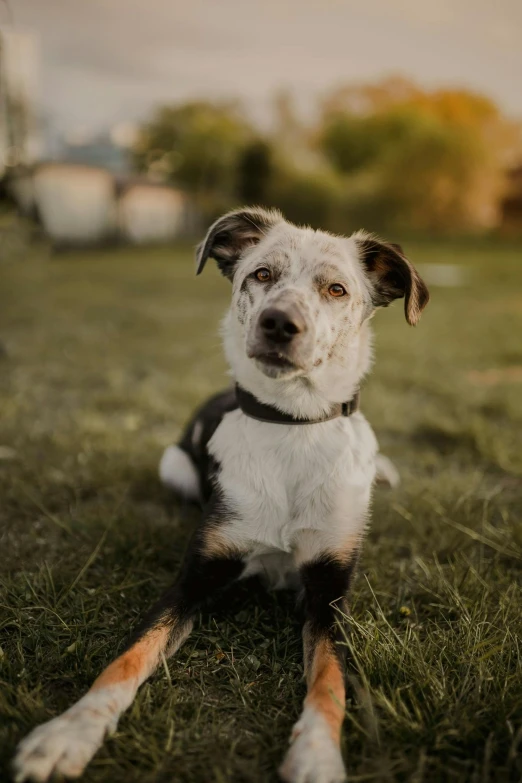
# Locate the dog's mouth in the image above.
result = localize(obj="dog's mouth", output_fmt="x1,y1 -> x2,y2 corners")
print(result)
254,351 -> 295,368
248,350 -> 301,377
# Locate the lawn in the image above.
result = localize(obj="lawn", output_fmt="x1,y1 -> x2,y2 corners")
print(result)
0,237 -> 521,783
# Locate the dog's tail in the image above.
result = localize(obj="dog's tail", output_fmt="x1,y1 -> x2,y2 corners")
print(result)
159,388 -> 238,504
375,454 -> 400,488
159,445 -> 201,502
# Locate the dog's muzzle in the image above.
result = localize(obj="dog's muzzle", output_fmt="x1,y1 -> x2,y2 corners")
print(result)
247,299 -> 313,377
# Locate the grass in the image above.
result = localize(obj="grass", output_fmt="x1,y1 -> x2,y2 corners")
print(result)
0,237 -> 521,783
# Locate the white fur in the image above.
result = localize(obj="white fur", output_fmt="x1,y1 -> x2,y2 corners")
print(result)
159,444 -> 200,501
225,223 -> 374,420
279,707 -> 346,783
191,420 -> 204,447
209,408 -> 376,584
13,685 -> 133,782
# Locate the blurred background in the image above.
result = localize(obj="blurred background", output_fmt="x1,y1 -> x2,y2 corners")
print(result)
1,0 -> 522,246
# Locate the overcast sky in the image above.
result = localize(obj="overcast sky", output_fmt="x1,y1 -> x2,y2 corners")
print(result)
6,0 -> 522,138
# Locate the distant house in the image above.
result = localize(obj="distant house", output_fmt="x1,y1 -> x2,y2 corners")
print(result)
118,181 -> 187,244
6,161 -> 193,247
33,163 -> 117,246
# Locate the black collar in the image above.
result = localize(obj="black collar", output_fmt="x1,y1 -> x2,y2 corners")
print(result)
235,384 -> 359,425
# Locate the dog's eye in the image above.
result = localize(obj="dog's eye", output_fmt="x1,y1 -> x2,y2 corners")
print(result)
328,284 -> 346,297
254,268 -> 271,282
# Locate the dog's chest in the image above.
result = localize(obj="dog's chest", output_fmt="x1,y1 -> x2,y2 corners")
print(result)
208,410 -> 378,554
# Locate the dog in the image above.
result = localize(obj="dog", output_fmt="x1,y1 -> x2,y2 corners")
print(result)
14,207 -> 428,783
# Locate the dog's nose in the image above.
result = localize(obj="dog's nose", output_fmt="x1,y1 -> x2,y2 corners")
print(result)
259,306 -> 306,343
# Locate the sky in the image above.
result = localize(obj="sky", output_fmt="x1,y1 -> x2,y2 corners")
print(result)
5,0 -> 522,139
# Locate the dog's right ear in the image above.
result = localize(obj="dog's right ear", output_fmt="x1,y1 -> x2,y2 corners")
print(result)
196,207 -> 282,280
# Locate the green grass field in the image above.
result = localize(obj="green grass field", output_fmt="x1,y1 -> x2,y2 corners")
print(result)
1,238 -> 521,783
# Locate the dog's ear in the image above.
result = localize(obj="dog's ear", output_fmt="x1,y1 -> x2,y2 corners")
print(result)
354,232 -> 429,326
196,207 -> 283,280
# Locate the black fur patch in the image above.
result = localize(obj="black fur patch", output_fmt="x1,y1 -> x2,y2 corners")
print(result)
125,538 -> 244,650
177,388 -> 238,502
300,553 -> 359,666
196,207 -> 282,279
355,235 -> 429,326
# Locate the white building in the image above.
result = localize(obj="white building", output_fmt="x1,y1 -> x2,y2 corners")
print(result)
118,182 -> 187,245
34,163 -> 118,246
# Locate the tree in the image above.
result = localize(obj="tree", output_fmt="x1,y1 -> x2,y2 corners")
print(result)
317,77 -> 519,232
133,101 -> 253,198
237,139 -> 273,204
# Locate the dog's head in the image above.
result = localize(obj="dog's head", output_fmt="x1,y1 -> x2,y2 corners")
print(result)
197,207 -> 429,395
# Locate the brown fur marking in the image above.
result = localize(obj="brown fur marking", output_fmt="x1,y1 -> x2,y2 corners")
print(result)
92,625 -> 169,691
199,525 -> 244,560
305,637 -> 345,743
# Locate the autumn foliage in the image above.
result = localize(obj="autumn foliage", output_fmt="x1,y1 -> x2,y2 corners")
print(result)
133,77 -> 522,235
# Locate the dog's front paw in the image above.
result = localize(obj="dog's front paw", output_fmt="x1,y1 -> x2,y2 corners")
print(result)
279,709 -> 346,783
13,698 -> 117,782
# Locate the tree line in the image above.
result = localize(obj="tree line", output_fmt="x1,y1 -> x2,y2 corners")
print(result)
132,76 -> 521,235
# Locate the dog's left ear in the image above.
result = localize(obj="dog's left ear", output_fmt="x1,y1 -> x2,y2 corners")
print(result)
196,207 -> 283,280
354,232 -> 429,326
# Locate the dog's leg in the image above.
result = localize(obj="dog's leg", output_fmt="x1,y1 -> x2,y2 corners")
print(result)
280,542 -> 357,783
14,529 -> 244,783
